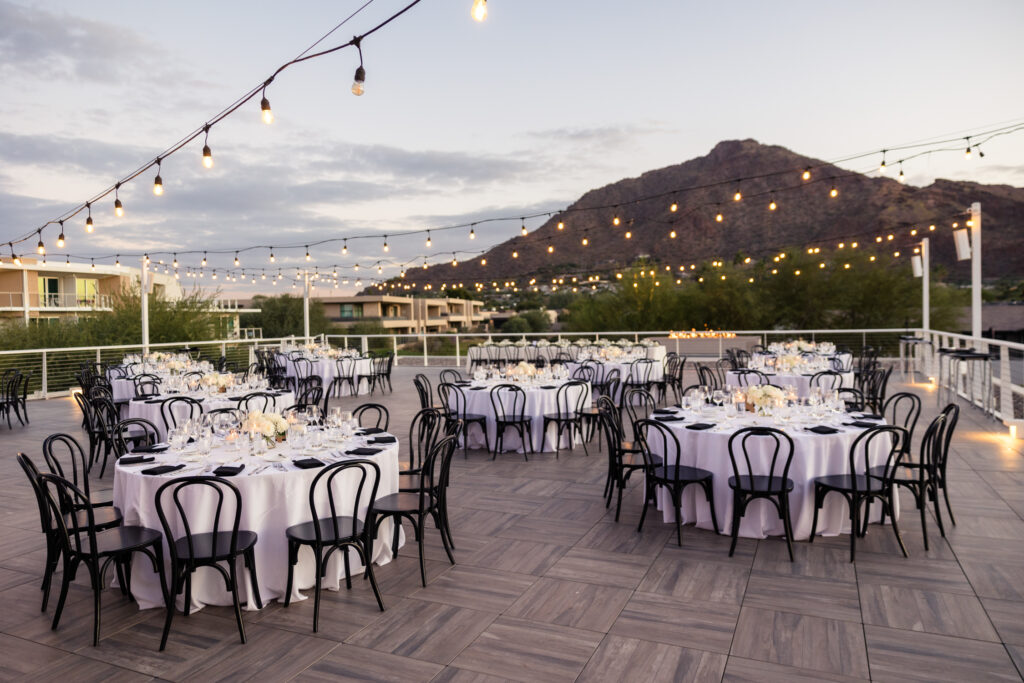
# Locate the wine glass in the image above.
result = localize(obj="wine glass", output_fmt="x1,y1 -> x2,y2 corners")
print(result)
712,389 -> 726,409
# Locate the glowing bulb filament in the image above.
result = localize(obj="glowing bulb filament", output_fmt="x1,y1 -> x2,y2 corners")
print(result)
471,0 -> 487,21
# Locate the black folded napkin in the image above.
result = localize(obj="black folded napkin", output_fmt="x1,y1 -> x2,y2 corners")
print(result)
370,436 -> 397,444
292,458 -> 325,469
857,413 -> 883,420
357,427 -> 385,435
141,464 -> 185,476
119,455 -> 155,465
652,408 -> 675,415
214,464 -> 245,477
539,385 -> 558,390
686,423 -> 715,430
844,420 -> 879,429
345,447 -> 383,456
469,386 -> 486,391
144,398 -> 165,404
227,395 -> 245,400
654,415 -> 685,422
132,443 -> 169,454
806,425 -> 839,435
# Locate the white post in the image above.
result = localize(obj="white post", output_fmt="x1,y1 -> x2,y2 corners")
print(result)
21,267 -> 29,324
302,271 -> 310,341
140,257 -> 150,354
921,237 -> 930,331
970,202 -> 982,345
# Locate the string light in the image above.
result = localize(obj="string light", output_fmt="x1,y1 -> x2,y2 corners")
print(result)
383,236 -> 389,252
612,213 -> 621,226
512,250 -> 519,258
56,221 -> 65,248
172,254 -> 178,268
342,239 -> 348,255
234,252 -> 240,266
469,225 -> 476,240
715,205 -> 723,222
471,0 -> 487,21
879,150 -> 887,174
521,219 -> 528,236
669,229 -> 677,239
830,185 -> 838,198
114,184 -> 124,217
202,125 -> 214,168
898,163 -> 906,184
733,186 -> 742,202
964,137 -> 972,159
581,233 -> 589,246
451,253 -> 458,266
115,256 -> 120,267
669,199 -> 678,212
425,232 -> 432,248
201,252 -> 207,267
802,168 -> 811,181
768,195 -> 777,211
260,82 -> 274,124
152,158 -> 164,195
85,202 -> 94,232
624,231 -> 632,239
90,259 -> 95,271
269,249 -> 275,263
351,37 -> 366,96
547,243 -> 554,253
36,231 -> 45,255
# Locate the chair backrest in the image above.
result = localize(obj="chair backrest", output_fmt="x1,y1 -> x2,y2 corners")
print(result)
696,364 -> 721,390
155,476 -> 242,562
335,357 -> 355,379
437,382 -> 467,419
733,349 -> 751,369
419,436 -> 458,510
17,453 -> 52,536
634,419 -> 685,479
935,403 -> 959,476
73,390 -> 98,430
439,369 -> 463,384
112,418 -> 160,457
554,380 -> 589,418
883,392 -> 921,446
572,364 -> 596,383
624,388 -> 655,433
36,473 -> 101,559
292,357 -> 313,380
42,433 -> 92,498
810,370 -> 843,392
414,374 -> 433,410
354,403 -> 389,430
627,359 -> 654,384
734,369 -> 769,387
297,384 -> 324,407
489,383 -> 526,421
838,387 -> 866,412
847,425 -> 907,490
408,408 -> 444,473
93,397 -> 121,440
237,392 -> 274,412
601,368 -> 622,401
307,459 -> 381,543
134,379 -> 162,398
727,426 -> 796,493
160,396 -> 204,432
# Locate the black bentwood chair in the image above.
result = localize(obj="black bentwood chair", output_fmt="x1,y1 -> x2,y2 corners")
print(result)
726,427 -> 797,561
43,433 -> 115,510
597,398 -> 653,521
490,383 -> 533,460
438,383 -> 490,457
542,380 -> 590,458
160,395 -> 204,433
635,419 -> 718,545
37,472 -> 164,647
373,435 -> 458,587
284,459 -> 385,632
809,425 -> 909,562
156,476 -> 262,650
354,403 -> 390,430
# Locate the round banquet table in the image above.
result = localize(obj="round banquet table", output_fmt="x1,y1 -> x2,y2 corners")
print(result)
725,371 -> 853,398
465,343 -> 666,370
279,355 -> 373,397
644,407 -> 895,539
127,391 -> 295,440
112,437 -> 402,612
455,379 -> 591,453
567,360 -> 665,402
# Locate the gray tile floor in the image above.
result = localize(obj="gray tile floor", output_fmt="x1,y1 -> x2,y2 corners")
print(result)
1,366 -> 1022,682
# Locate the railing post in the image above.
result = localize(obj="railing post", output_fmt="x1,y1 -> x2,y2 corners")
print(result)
999,345 -> 1011,422
455,334 -> 461,368
422,335 -> 428,366
393,335 -> 398,366
862,331 -> 867,349
96,348 -> 101,365
634,332 -> 639,343
41,351 -> 48,398
361,336 -> 368,354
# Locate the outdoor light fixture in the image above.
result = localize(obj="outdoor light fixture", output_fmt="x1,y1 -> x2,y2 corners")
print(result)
153,158 -> 164,195
351,37 -> 366,95
56,221 -> 65,248
472,0 -> 487,21
234,252 -> 240,266
830,185 -> 838,198
425,231 -> 432,247
114,184 -> 124,217
953,223 -> 972,260
911,254 -> 923,277
469,226 -> 476,239
202,125 -> 214,168
879,150 -> 887,174
36,232 -> 44,254
260,85 -> 274,124
201,252 -> 207,267
802,168 -> 811,181
85,203 -> 94,232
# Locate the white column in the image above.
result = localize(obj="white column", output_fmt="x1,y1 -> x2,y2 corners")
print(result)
921,237 -> 930,332
302,271 -> 310,341
970,202 -> 982,344
21,266 -> 29,323
140,257 -> 150,354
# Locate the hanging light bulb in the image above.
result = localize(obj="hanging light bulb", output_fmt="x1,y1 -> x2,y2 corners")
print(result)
480,258 -> 487,265
879,150 -> 887,174
547,244 -> 554,253
669,199 -> 678,212
144,253 -> 150,265
342,240 -> 348,255
768,195 -> 777,211
269,249 -> 275,263
624,231 -> 632,239
202,124 -> 214,168
56,221 -> 66,248
115,256 -> 121,267
521,219 -> 528,236
830,185 -> 839,198
733,187 -> 742,202
36,231 -> 45,254
172,254 -> 179,268
471,0 -> 487,21
425,231 -> 432,248
85,202 -> 94,232
612,214 -> 620,226
557,219 -> 565,230
581,233 -> 589,246
234,252 -> 240,266
715,205 -> 723,222
152,158 -> 164,195
12,249 -> 21,266
90,259 -> 95,271
383,236 -> 389,252
964,137 -> 972,159
451,253 -> 459,266
469,225 -> 476,240
351,65 -> 366,96
669,230 -> 677,239
201,252 -> 207,267
260,89 -> 274,124
354,263 -> 359,272
512,250 -> 519,258
305,247 -> 311,261
802,168 -> 811,181
898,163 -> 906,184
114,184 -> 124,217
377,264 -> 383,274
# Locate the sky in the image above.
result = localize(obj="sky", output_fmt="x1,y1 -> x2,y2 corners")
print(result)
2,0 -> 1023,296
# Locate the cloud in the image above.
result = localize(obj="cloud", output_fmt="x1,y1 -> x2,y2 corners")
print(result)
0,130 -> 146,176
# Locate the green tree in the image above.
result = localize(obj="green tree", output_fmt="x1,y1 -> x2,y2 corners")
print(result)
501,316 -> 532,333
239,294 -> 331,338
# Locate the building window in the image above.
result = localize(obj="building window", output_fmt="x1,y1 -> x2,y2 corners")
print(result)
76,278 -> 98,306
340,303 -> 362,319
37,277 -> 59,307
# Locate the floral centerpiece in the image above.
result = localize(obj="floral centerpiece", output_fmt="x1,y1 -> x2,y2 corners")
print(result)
746,385 -> 785,414
243,411 -> 289,445
200,372 -> 234,392
536,339 -> 550,347
480,339 -> 494,347
573,339 -> 589,347
507,361 -> 538,379
552,339 -> 570,348
614,339 -> 634,348
498,339 -> 514,347
164,359 -> 187,374
594,339 -> 611,348
640,339 -> 659,347
513,340 -> 528,347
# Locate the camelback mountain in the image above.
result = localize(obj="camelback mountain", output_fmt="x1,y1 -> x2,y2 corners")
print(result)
392,139 -> 1024,290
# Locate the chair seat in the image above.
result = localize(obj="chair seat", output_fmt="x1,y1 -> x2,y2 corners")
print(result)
813,474 -> 886,493
543,413 -> 579,421
496,417 -> 531,425
728,475 -> 795,494
868,464 -> 927,482
621,440 -> 641,453
374,492 -> 434,514
286,517 -> 364,544
652,465 -> 713,483
461,413 -> 488,423
89,491 -> 115,507
88,525 -> 163,557
172,530 -> 258,561
620,452 -> 661,467
65,505 -> 122,531
398,472 -> 430,492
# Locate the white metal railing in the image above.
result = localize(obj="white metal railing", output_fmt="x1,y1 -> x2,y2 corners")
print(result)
0,291 -> 112,309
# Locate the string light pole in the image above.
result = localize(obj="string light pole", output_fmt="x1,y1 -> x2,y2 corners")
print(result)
303,269 -> 311,340
140,256 -> 151,355
969,202 -> 982,343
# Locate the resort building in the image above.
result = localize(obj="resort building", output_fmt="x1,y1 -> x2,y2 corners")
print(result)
318,294 -> 489,333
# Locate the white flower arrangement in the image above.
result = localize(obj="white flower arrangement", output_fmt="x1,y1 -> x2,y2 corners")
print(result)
164,360 -> 187,373
480,340 -> 494,347
536,339 -> 551,347
640,339 -> 658,347
553,340 -> 570,348
513,340 -> 528,347
243,410 -> 289,443
594,339 -> 611,348
200,372 -> 233,390
507,361 -> 538,378
498,339 -> 514,347
746,384 -> 785,409
573,339 -> 589,347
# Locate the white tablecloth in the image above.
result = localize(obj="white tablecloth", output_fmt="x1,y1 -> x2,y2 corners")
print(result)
113,439 -> 401,612
453,380 -> 591,453
645,408 -> 894,539
465,344 -> 666,370
567,360 -> 665,402
279,355 -> 373,397
726,371 -> 853,398
127,391 -> 295,440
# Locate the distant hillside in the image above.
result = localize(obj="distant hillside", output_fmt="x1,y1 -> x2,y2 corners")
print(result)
395,139 -> 1024,289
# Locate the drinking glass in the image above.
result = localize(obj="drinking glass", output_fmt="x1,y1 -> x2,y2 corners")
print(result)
712,389 -> 726,409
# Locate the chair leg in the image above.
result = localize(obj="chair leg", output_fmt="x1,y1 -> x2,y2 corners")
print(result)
930,482 -> 946,538
245,549 -> 263,609
637,479 -> 650,533
283,542 -> 296,607
942,483 -> 956,525
40,535 -> 58,611
312,547 -> 323,633
888,497 -> 909,558
417,516 -> 428,587
614,475 -> 625,523
434,510 -> 455,565
343,547 -> 353,590
51,556 -> 75,631
808,487 -> 823,543
917,488 -> 930,552
849,496 -> 860,563
391,515 -> 401,560
703,480 -> 720,535
780,495 -> 795,562
229,560 -> 246,644
728,492 -> 742,557
361,542 -> 385,611
672,488 -> 683,547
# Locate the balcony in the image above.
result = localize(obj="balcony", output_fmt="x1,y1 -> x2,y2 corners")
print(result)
0,291 -> 112,311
